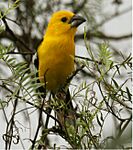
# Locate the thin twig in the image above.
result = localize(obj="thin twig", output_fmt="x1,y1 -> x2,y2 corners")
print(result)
65,64 -> 85,87
6,51 -> 34,55
0,83 -> 62,127
31,97 -> 45,149
75,55 -> 102,64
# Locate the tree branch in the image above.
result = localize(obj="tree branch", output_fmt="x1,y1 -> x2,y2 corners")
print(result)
1,14 -> 34,53
76,31 -> 132,41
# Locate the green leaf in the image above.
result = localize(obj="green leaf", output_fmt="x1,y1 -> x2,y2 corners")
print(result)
115,65 -> 121,75
0,25 -> 5,34
0,100 -> 8,109
112,78 -> 119,89
126,87 -> 131,101
98,42 -> 113,75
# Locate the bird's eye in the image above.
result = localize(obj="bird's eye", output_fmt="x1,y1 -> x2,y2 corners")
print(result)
61,17 -> 67,22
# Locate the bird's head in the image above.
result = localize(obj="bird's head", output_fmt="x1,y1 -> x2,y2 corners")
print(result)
45,10 -> 86,37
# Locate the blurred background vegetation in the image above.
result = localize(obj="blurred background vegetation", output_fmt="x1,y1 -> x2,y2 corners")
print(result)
0,0 -> 132,149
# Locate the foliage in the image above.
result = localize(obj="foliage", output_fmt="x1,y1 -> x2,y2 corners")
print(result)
0,0 -> 132,149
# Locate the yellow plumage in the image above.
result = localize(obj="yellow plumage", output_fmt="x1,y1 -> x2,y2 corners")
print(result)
37,10 -> 85,92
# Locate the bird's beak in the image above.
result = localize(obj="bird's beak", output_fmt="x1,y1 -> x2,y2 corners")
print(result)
69,15 -> 86,28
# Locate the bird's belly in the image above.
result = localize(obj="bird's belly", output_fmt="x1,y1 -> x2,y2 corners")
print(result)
39,55 -> 74,92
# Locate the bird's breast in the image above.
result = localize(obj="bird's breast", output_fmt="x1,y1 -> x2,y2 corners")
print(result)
38,37 -> 75,92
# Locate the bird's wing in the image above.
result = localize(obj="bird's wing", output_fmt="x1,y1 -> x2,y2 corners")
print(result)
31,52 -> 46,97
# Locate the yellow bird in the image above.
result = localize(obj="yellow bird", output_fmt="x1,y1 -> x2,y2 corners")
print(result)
36,10 -> 86,93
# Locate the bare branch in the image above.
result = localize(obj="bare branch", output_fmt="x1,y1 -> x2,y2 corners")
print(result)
76,31 -> 132,41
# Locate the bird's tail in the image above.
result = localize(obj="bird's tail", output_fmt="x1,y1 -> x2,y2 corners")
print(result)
55,89 -> 77,128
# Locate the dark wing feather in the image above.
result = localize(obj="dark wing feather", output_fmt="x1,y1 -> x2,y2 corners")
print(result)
33,53 -> 39,70
32,52 -> 46,97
